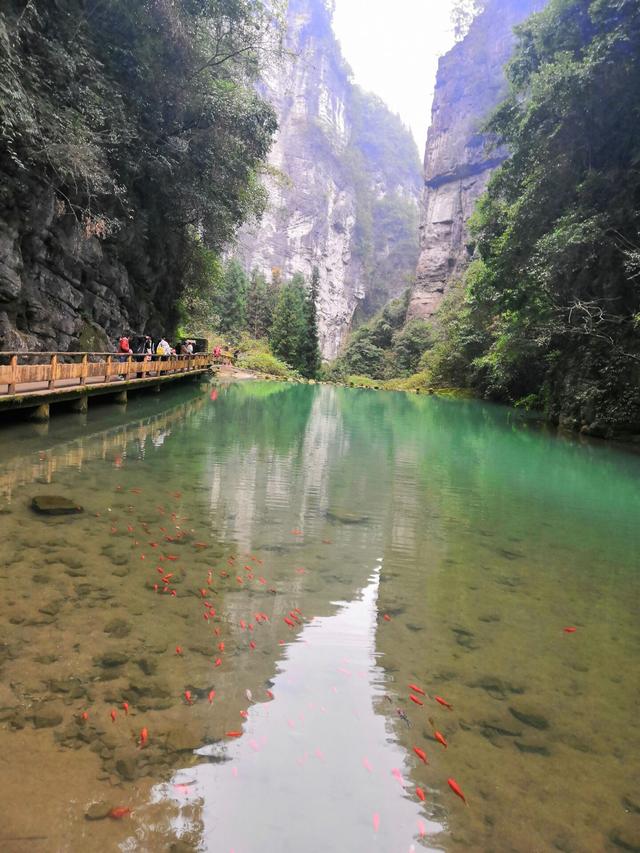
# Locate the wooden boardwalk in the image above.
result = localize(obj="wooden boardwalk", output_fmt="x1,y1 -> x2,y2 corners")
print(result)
0,351 -> 215,419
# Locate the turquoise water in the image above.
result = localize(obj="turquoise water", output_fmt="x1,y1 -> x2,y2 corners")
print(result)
0,381 -> 638,852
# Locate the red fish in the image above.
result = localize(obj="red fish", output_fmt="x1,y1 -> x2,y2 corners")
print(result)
208,690 -> 215,704
200,589 -> 207,597
122,702 -> 129,715
176,646 -> 183,655
372,812 -> 380,833
184,690 -> 193,705
258,577 -> 267,585
218,642 -> 225,652
109,807 -> 131,819
563,627 -> 577,633
383,614 -> 391,622
410,695 -> 424,706
249,641 -> 256,650
226,731 -> 242,738
81,711 -> 89,722
434,731 -> 448,748
416,787 -> 426,802
413,746 -> 428,764
284,617 -> 295,627
210,389 -> 218,402
170,589 -> 177,597
214,658 -> 222,667
409,684 -> 426,696
240,620 -> 246,630
110,709 -> 117,723
435,695 -> 453,710
266,690 -> 274,700
240,710 -> 248,719
448,777 -> 467,805
139,727 -> 148,747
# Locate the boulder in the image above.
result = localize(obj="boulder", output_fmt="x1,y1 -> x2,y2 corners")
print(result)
31,496 -> 83,515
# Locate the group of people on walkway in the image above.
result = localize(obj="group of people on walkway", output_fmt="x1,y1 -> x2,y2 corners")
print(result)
117,336 -> 196,361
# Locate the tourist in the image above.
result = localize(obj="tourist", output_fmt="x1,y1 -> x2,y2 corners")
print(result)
156,337 -> 171,358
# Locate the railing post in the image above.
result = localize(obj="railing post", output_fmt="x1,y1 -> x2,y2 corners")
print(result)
48,354 -> 58,389
8,354 -> 17,394
80,354 -> 88,386
127,354 -> 132,380
105,355 -> 112,383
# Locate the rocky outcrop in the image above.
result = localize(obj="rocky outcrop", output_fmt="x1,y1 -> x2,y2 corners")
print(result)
409,0 -> 547,320
235,0 -> 421,359
0,179 -> 187,353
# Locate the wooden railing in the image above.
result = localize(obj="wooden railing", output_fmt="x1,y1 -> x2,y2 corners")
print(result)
0,351 -> 213,397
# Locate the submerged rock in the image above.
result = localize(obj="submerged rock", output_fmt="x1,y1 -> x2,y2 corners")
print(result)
515,740 -> 550,756
85,802 -> 112,821
609,829 -> 640,852
104,619 -> 131,639
31,496 -> 83,515
509,707 -> 550,730
32,709 -> 63,728
95,651 -> 129,668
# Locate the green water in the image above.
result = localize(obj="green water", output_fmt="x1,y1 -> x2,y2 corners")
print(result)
0,381 -> 638,853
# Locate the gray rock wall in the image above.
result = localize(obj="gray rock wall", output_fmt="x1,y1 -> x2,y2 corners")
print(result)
235,0 -> 420,359
409,0 -> 547,320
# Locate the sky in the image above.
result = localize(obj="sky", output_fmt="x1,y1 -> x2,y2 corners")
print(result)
332,0 -> 459,154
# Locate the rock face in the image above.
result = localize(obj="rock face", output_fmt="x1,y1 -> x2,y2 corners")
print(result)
409,0 -> 547,320
235,0 -> 421,359
0,181 -> 185,352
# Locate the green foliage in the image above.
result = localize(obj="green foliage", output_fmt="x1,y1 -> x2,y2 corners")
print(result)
269,275 -> 308,370
299,267 -> 322,379
330,292 -> 435,381
236,335 -> 298,379
177,235 -> 224,335
0,0 -> 277,305
246,269 -> 276,339
216,260 -> 248,335
432,0 -> 640,430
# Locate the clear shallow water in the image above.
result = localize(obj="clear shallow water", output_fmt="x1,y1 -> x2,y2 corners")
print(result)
0,381 -> 638,853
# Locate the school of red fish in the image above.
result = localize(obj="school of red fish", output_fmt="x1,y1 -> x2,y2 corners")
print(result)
78,484 -> 579,835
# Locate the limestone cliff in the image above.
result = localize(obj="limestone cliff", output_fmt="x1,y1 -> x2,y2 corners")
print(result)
235,0 -> 421,359
409,0 -> 547,320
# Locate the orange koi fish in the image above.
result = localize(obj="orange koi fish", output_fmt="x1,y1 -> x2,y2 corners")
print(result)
435,696 -> 453,710
166,555 -> 178,561
563,626 -> 577,633
175,646 -> 183,655
226,731 -> 242,738
266,690 -> 274,700
448,777 -> 467,804
383,614 -> 391,622
409,684 -> 426,696
110,709 -> 117,723
214,658 -> 222,667
410,695 -> 424,706
170,589 -> 177,597
81,711 -> 89,722
249,641 -> 256,650
122,702 -> 129,715
240,620 -> 246,629
218,642 -> 225,652
284,617 -> 295,627
109,807 -> 131,819
434,731 -> 448,748
416,787 -> 426,802
413,746 -> 428,764
258,577 -> 267,585
184,691 -> 193,705
139,727 -> 148,747
208,690 -> 215,704
240,710 -> 248,719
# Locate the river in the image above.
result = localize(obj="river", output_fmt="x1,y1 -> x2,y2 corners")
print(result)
0,380 -> 638,852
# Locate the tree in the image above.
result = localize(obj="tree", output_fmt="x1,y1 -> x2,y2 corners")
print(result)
300,266 -> 322,378
434,0 -> 640,428
246,269 -> 274,338
270,275 -> 307,370
217,260 -> 248,335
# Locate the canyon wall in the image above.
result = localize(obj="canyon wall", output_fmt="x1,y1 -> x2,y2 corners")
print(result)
409,0 -> 547,320
235,0 -> 421,359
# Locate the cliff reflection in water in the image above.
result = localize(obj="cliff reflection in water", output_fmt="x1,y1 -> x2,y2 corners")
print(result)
0,381 -> 637,852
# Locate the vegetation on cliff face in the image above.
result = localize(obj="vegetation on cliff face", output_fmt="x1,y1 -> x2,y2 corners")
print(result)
0,0 -> 277,347
427,0 -> 640,433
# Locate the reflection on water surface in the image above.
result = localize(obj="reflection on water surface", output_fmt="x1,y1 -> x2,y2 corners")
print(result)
0,381 -> 638,852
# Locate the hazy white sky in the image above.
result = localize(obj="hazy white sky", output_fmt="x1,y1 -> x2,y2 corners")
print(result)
333,0 -> 458,153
